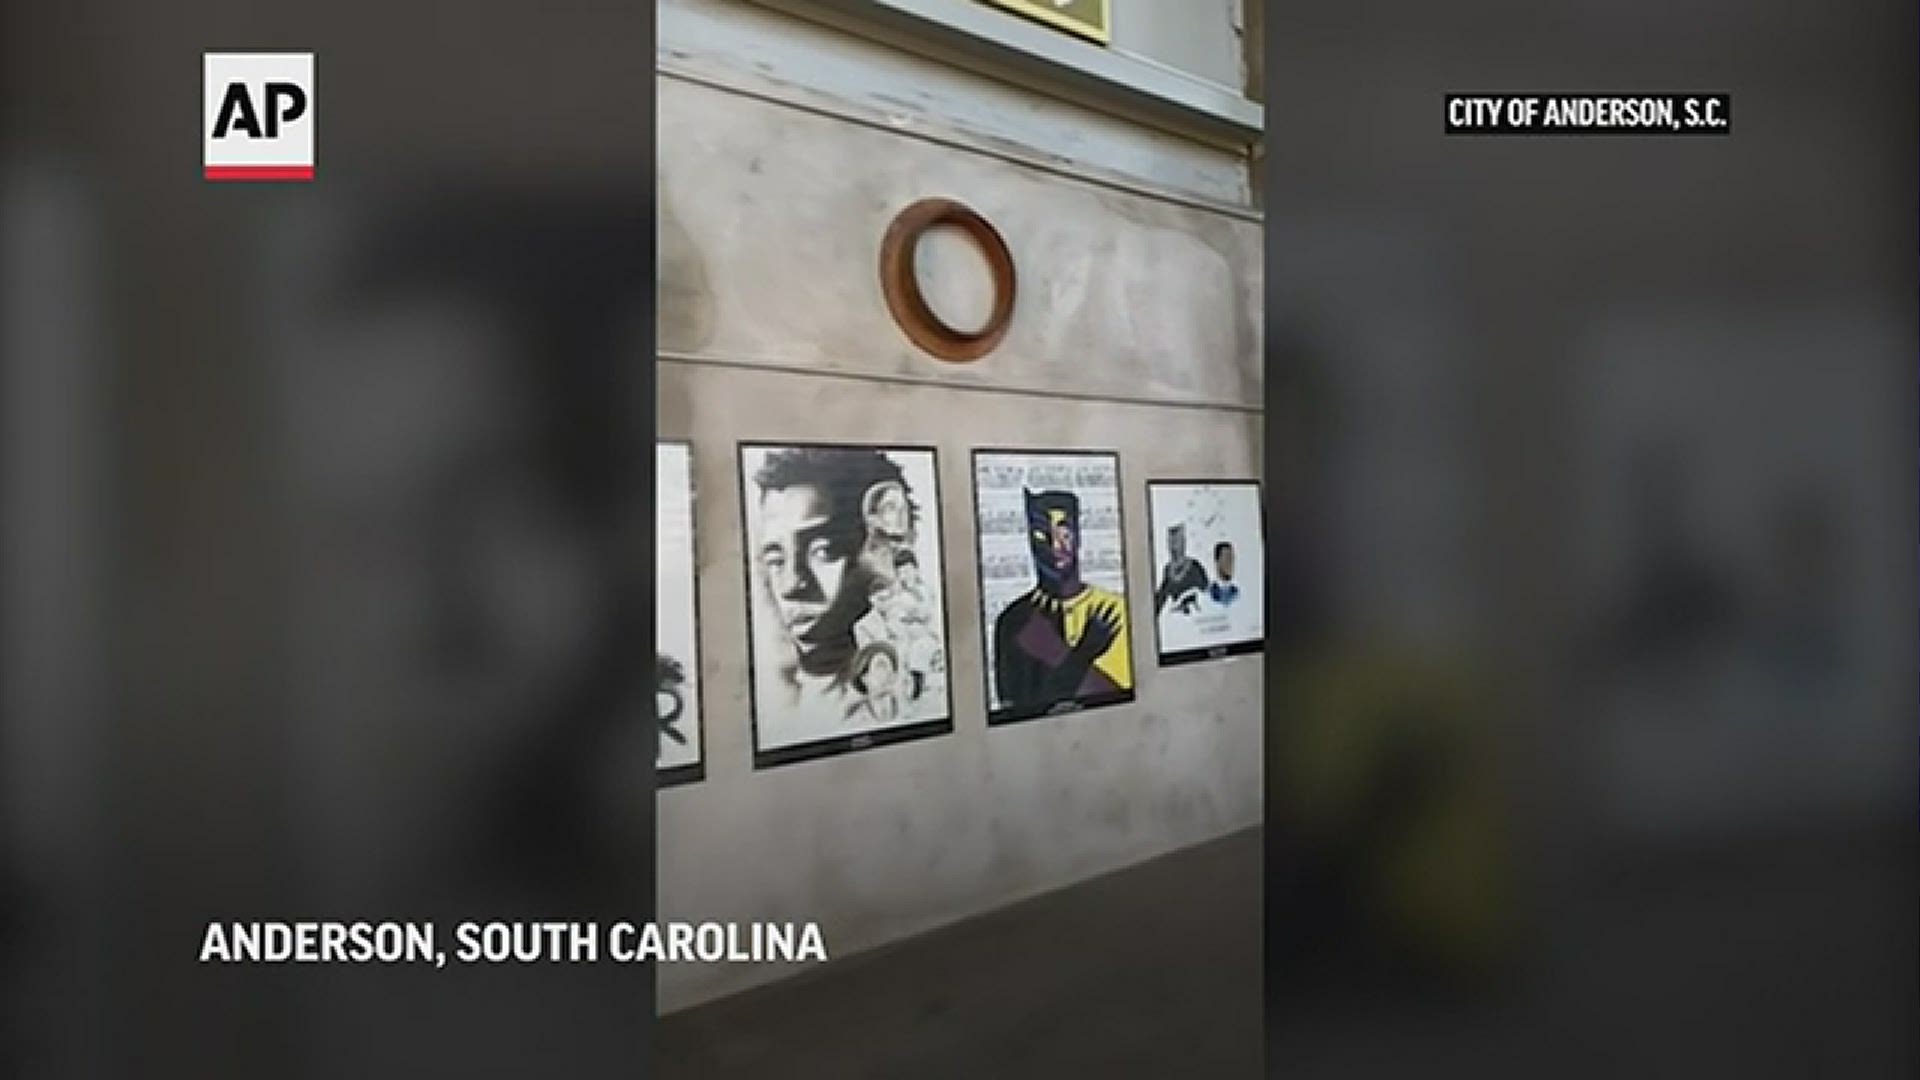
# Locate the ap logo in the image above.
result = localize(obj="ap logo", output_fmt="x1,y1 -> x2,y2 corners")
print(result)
204,52 -> 314,181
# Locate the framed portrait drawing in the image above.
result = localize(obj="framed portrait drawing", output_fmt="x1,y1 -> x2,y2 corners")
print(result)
738,442 -> 954,768
1146,480 -> 1266,665
656,441 -> 705,786
973,449 -> 1136,725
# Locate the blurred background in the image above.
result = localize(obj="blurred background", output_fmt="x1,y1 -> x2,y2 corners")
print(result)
1262,0 -> 1915,1074
3,1 -> 657,1075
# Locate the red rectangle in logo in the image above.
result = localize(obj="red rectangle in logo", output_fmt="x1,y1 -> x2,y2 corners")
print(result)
203,164 -> 315,181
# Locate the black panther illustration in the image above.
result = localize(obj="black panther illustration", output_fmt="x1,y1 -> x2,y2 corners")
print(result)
1155,523 -> 1211,614
990,488 -> 1133,719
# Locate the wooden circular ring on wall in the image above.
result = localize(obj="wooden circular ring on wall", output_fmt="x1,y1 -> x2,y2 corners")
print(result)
879,197 -> 1016,362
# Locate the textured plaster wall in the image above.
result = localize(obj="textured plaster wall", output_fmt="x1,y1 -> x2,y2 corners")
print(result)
656,22 -> 1262,1013
657,78 -> 1262,407
659,0 -> 1256,205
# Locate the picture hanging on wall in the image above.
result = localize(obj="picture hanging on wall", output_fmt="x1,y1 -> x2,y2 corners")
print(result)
656,441 -> 705,786
739,442 -> 953,768
973,449 -> 1136,725
1146,480 -> 1266,666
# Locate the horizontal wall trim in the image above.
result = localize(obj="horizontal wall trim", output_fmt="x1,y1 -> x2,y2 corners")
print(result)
750,0 -> 1264,143
657,65 -> 1265,226
657,350 -> 1265,415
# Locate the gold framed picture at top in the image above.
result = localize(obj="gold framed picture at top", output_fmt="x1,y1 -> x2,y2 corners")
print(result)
981,0 -> 1111,46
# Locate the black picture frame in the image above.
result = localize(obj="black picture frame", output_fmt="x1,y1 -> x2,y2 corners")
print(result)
657,439 -> 706,788
970,447 -> 1139,726
737,440 -> 957,770
1144,478 -> 1267,668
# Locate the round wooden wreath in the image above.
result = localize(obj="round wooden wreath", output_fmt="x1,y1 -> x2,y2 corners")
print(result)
878,197 -> 1016,362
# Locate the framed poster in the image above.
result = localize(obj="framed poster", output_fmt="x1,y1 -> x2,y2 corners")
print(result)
973,449 -> 1135,724
656,441 -> 705,786
1146,480 -> 1265,665
739,442 -> 954,768
981,0 -> 1111,45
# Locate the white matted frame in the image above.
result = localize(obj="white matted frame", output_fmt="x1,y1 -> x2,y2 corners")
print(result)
1145,478 -> 1265,666
656,441 -> 706,786
737,441 -> 956,768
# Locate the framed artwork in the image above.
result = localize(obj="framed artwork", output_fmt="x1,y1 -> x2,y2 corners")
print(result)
739,442 -> 954,768
981,0 -> 1111,45
1146,480 -> 1266,665
973,449 -> 1136,724
656,441 -> 705,786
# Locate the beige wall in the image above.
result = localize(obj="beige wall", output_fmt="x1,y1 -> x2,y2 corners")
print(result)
660,0 -> 1257,205
657,5 -> 1262,1011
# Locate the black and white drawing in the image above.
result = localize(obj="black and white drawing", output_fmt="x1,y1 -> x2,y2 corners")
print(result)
1147,480 -> 1265,665
739,443 -> 952,767
656,441 -> 704,785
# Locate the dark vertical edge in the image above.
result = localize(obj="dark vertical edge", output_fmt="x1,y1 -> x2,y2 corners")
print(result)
637,3 -> 661,1063
1252,0 -> 1282,1071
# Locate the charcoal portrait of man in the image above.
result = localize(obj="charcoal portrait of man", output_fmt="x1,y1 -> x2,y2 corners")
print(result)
742,444 -> 952,763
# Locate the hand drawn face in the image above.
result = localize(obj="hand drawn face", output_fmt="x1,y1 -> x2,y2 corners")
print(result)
1025,489 -> 1082,591
758,483 -> 867,652
1168,525 -> 1187,561
866,481 -> 911,539
1215,543 -> 1236,580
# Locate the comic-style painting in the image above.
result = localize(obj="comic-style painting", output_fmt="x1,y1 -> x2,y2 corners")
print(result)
656,442 -> 704,785
974,450 -> 1135,724
739,443 -> 953,767
1147,480 -> 1265,665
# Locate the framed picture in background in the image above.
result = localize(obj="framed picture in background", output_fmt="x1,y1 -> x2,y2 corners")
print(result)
1146,480 -> 1265,665
739,443 -> 954,768
656,441 -> 705,786
981,0 -> 1111,45
973,449 -> 1136,724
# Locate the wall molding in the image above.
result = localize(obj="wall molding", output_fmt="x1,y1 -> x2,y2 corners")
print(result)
657,65 -> 1265,225
749,0 -> 1264,145
657,350 -> 1265,415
